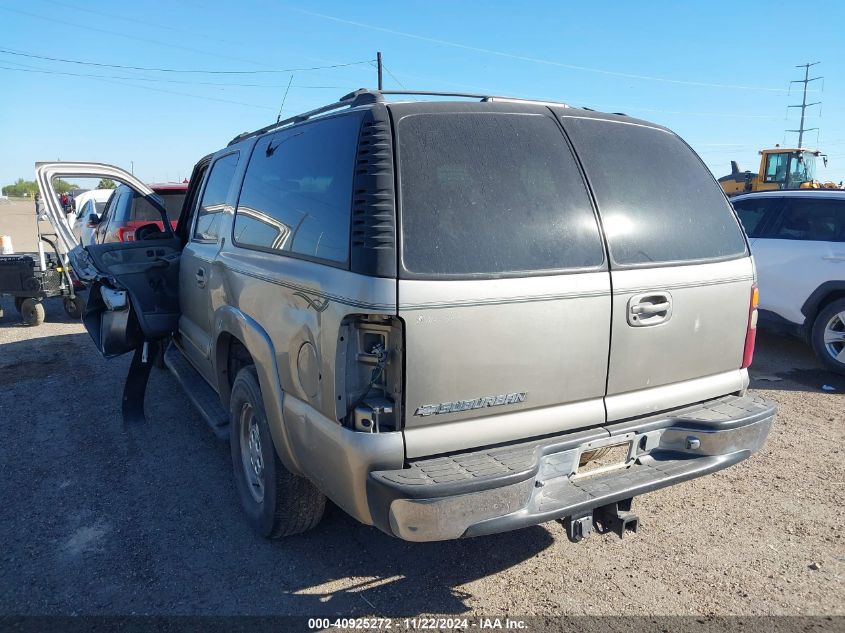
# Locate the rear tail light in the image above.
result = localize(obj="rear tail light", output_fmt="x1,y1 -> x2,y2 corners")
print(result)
741,283 -> 759,369
117,227 -> 135,242
336,314 -> 403,432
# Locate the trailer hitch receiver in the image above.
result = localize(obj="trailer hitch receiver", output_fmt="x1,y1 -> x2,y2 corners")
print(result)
595,499 -> 639,539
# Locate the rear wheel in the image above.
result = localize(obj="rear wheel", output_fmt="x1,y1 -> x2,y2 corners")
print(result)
14,296 -> 25,313
20,298 -> 45,326
229,366 -> 326,538
811,298 -> 845,375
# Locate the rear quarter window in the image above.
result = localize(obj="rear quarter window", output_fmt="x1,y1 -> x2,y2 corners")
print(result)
560,116 -> 748,266
233,114 -> 359,265
396,112 -> 605,277
732,197 -> 782,238
132,190 -> 186,222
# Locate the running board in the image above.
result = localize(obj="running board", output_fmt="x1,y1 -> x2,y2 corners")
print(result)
164,342 -> 229,439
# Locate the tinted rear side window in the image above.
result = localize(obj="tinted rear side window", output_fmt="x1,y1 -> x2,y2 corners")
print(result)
233,114 -> 359,265
772,198 -> 845,242
561,116 -> 747,266
132,191 -> 186,222
732,197 -> 782,238
397,112 -> 604,276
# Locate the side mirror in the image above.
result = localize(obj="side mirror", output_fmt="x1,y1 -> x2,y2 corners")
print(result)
86,214 -> 101,228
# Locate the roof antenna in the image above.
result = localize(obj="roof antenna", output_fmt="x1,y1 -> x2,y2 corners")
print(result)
276,74 -> 294,123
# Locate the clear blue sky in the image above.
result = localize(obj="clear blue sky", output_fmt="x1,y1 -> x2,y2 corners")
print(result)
1,0 -> 844,187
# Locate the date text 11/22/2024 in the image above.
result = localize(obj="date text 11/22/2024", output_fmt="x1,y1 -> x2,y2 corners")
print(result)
307,618 -> 529,630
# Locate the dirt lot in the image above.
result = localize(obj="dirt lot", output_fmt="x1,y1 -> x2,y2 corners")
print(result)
0,199 -> 842,617
0,198 -> 48,253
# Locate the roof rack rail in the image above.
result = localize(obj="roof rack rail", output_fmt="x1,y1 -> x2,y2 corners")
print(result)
227,88 -> 571,146
227,89 -> 382,146
377,89 -> 569,108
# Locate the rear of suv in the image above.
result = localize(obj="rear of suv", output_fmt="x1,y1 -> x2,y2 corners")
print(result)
91,182 -> 187,243
39,89 -> 775,543
732,190 -> 845,374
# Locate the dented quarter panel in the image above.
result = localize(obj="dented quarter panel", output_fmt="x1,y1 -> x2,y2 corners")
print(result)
211,241 -> 399,487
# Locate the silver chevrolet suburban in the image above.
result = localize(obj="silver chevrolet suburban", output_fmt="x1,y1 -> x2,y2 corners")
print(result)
37,89 -> 776,543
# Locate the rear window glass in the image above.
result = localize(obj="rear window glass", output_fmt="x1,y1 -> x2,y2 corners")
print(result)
132,190 -> 186,222
561,116 -> 747,266
397,112 -> 604,276
732,197 -> 781,238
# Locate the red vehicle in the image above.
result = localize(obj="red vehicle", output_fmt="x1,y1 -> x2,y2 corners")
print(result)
90,182 -> 188,243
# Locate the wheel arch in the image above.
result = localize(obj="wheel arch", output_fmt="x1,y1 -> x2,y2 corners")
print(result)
801,281 -> 845,326
213,305 -> 304,476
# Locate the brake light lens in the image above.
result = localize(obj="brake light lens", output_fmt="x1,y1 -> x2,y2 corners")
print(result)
117,227 -> 135,242
741,284 -> 759,369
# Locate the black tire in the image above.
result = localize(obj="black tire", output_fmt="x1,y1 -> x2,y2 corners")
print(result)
229,366 -> 326,538
20,298 -> 45,326
63,295 -> 85,320
14,296 -> 25,313
810,298 -> 845,375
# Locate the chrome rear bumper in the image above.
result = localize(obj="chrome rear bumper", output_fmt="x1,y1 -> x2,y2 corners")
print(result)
368,394 -> 775,542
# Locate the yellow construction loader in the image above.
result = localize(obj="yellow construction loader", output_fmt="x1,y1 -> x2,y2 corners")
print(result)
718,146 -> 843,196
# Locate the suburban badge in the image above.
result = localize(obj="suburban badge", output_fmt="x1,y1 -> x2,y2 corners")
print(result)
414,392 -> 527,417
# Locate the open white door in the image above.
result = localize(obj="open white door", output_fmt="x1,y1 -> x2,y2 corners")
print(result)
35,161 -> 163,279
35,160 -> 182,349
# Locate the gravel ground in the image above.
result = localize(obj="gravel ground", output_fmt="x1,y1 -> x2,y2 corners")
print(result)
0,299 -> 842,618
0,199 -> 843,617
0,198 -> 47,253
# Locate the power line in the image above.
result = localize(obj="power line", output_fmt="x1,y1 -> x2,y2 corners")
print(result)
0,62 -> 352,89
292,7 -> 794,92
0,61 -> 276,110
0,5 -> 281,70
4,3 -> 384,88
381,63 -> 409,90
0,47 -> 375,75
39,0 -> 232,45
364,64 -> 788,119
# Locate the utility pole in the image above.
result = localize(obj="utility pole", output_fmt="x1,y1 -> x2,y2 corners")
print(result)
787,62 -> 822,148
376,51 -> 383,90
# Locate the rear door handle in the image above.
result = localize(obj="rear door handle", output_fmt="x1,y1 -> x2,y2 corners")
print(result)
631,301 -> 671,315
195,267 -> 206,288
628,292 -> 672,327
